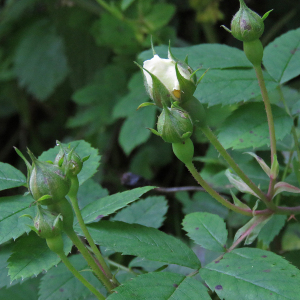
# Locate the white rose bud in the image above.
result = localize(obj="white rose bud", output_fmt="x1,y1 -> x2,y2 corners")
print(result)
137,45 -> 197,108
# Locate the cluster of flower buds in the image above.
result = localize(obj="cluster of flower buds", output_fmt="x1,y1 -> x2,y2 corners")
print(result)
16,143 -> 88,248
136,42 -> 207,154
221,0 -> 272,66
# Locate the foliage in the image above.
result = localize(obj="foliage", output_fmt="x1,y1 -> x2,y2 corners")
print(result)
1,0 -> 300,299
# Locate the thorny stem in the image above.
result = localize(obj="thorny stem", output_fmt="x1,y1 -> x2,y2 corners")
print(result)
253,65 -> 277,164
65,228 -> 115,292
68,176 -> 119,288
57,251 -> 105,300
200,125 -> 276,210
185,161 -> 254,216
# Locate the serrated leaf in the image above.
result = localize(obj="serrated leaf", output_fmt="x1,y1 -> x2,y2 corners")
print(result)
77,179 -> 108,210
129,257 -> 165,272
282,223 -> 300,251
0,276 -> 39,300
107,272 -> 210,300
13,19 -> 69,100
258,215 -> 287,247
8,232 -> 72,281
195,69 -> 278,106
81,186 -> 155,224
139,44 -> 252,69
119,105 -> 156,155
200,247 -> 300,300
111,196 -> 168,228
38,140 -> 100,185
182,212 -> 227,252
38,254 -> 105,300
0,162 -> 27,191
218,103 -> 293,150
0,194 -> 35,244
83,221 -> 201,269
176,191 -> 229,219
264,28 -> 300,84
0,243 -> 17,288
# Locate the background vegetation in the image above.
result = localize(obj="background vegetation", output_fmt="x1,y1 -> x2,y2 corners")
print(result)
1,0 -> 300,299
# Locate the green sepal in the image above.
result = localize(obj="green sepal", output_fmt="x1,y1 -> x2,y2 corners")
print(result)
27,224 -> 38,233
220,25 -> 232,34
82,155 -> 90,163
19,214 -> 34,220
148,128 -> 161,137
14,146 -> 31,189
37,194 -> 53,203
135,62 -> 171,108
252,199 -> 259,216
262,9 -> 273,21
137,102 -> 156,110
45,160 -> 53,164
196,68 -> 209,85
175,63 -> 196,104
150,36 -> 156,56
181,132 -> 192,140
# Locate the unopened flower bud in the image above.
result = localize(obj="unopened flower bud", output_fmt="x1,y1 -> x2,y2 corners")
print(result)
141,45 -> 197,107
222,0 -> 272,42
28,150 -> 71,204
54,141 -> 89,178
150,106 -> 193,143
33,206 -> 63,239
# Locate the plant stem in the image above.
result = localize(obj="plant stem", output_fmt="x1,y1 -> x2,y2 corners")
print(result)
253,65 -> 277,164
200,125 -> 275,209
65,228 -> 115,292
185,161 -> 253,216
57,251 -> 105,300
68,177 -> 119,288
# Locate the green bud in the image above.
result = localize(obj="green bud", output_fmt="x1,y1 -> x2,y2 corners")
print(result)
180,96 -> 206,128
28,150 -> 71,204
172,138 -> 194,164
33,206 -> 63,239
222,0 -> 271,43
156,106 -> 193,143
231,0 -> 264,42
54,141 -> 88,177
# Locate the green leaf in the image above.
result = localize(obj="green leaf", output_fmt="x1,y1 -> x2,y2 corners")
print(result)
139,44 -> 252,69
129,257 -> 165,272
282,223 -> 300,251
176,191 -> 229,219
144,3 -> 176,31
230,191 -> 250,210
0,243 -> 20,288
77,179 -> 108,210
81,186 -> 155,223
200,247 -> 300,299
182,212 -> 227,252
0,276 -> 39,300
83,221 -> 201,269
0,162 -> 26,191
119,105 -> 156,155
258,215 -> 287,247
106,272 -> 210,300
194,69 -> 278,106
38,140 -> 100,185
111,196 -> 168,228
113,73 -> 149,119
13,19 -> 69,100
263,28 -> 300,84
8,232 -> 72,281
218,103 -> 293,150
0,194 -> 35,244
38,255 -> 105,300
